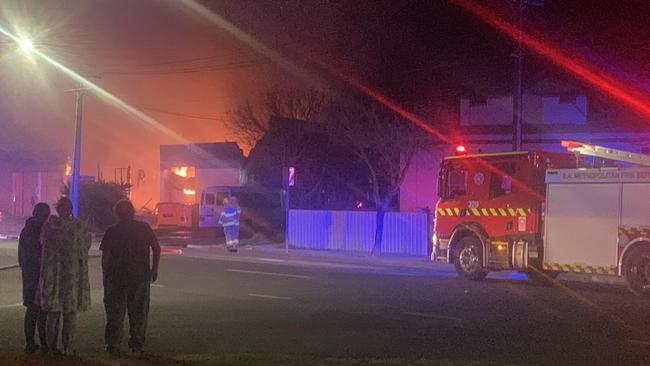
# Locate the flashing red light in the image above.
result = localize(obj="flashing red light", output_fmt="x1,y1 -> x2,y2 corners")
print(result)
456,145 -> 467,154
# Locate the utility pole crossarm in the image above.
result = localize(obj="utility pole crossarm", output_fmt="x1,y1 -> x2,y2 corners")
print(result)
561,140 -> 650,167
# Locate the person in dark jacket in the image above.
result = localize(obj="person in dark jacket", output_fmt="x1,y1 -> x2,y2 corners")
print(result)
18,202 -> 50,354
100,199 -> 160,357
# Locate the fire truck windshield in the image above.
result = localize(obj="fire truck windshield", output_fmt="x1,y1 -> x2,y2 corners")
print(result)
440,164 -> 468,199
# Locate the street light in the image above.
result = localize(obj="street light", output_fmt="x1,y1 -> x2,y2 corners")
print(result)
14,35 -> 83,216
18,37 -> 33,53
15,34 -> 86,217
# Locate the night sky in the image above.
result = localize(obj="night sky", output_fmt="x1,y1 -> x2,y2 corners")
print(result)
0,0 -> 649,206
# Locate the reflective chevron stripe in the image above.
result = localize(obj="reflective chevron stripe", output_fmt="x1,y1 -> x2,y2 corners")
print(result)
543,263 -> 616,275
437,207 -> 530,217
619,226 -> 650,238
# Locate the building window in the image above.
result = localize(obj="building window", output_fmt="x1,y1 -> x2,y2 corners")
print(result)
558,94 -> 577,104
469,95 -> 488,106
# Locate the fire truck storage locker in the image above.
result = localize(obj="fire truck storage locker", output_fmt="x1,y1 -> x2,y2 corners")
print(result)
544,167 -> 650,273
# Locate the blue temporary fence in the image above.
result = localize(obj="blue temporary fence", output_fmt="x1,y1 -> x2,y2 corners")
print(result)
287,209 -> 429,256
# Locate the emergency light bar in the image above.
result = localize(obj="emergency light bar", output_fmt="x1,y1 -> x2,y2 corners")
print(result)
561,140 -> 650,167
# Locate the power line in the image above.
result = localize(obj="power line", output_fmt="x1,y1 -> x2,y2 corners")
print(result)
103,58 -> 267,76
136,105 -> 219,121
134,54 -> 231,67
100,30 -> 353,76
118,32 -> 347,71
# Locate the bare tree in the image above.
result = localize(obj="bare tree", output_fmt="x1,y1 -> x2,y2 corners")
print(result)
225,99 -> 268,149
264,86 -> 327,123
224,85 -> 329,150
327,98 -> 428,255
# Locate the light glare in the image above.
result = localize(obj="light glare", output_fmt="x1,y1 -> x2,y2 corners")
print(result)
18,38 -> 33,52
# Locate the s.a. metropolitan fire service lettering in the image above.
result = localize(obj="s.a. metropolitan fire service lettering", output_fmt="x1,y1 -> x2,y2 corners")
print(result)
561,170 -> 650,180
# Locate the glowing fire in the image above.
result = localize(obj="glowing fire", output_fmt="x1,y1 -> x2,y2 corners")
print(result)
173,166 -> 189,177
183,188 -> 196,195
171,166 -> 196,178
65,162 -> 72,177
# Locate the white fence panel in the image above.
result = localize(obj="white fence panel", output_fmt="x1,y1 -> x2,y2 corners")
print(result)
382,212 -> 428,256
287,209 -> 428,256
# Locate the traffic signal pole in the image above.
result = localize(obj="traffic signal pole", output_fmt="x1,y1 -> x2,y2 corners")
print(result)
283,167 -> 290,253
70,87 -> 84,217
512,0 -> 523,151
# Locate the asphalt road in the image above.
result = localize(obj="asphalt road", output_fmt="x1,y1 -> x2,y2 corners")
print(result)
1,248 -> 650,365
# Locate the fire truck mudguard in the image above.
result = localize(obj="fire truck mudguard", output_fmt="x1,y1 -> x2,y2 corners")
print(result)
618,227 -> 650,298
621,244 -> 650,299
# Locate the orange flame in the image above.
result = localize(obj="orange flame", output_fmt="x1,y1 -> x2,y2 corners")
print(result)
172,166 -> 195,178
173,166 -> 189,177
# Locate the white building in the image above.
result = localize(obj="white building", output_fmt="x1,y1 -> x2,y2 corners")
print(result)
159,142 -> 243,204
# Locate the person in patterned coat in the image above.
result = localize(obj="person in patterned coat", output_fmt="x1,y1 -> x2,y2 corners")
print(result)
36,197 -> 91,356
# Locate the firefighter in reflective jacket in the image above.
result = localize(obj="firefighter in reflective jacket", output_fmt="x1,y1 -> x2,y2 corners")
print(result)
219,196 -> 241,252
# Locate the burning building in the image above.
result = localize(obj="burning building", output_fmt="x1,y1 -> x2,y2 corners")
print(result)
159,142 -> 243,204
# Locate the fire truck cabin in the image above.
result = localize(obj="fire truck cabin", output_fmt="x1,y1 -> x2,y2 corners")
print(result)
434,151 -> 576,279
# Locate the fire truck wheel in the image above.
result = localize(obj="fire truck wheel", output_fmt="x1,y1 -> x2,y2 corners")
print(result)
454,236 -> 488,280
623,244 -> 650,298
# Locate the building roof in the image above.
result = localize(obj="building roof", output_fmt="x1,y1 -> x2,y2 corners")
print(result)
160,142 -> 243,169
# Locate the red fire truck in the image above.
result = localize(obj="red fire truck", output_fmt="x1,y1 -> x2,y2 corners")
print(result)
433,141 -> 650,297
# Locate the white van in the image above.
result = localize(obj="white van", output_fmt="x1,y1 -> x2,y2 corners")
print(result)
199,186 -> 230,228
198,186 -> 282,237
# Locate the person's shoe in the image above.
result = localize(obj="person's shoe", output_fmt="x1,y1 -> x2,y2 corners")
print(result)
25,344 -> 39,355
63,349 -> 81,361
45,348 -> 64,358
130,348 -> 144,358
63,348 -> 79,358
105,345 -> 120,359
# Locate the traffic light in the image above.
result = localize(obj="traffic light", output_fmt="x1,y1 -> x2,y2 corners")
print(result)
455,145 -> 467,155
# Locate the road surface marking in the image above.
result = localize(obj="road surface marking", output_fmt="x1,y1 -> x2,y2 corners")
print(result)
259,258 -> 287,263
248,293 -> 291,300
225,268 -> 310,279
151,284 -> 165,288
629,339 -> 650,346
0,303 -> 22,309
404,311 -> 463,322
